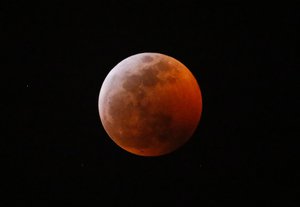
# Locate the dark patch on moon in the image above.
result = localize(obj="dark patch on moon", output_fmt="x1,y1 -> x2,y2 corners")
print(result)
122,59 -> 178,93
167,76 -> 177,83
142,55 -> 153,62
147,113 -> 173,143
155,60 -> 173,72
122,74 -> 142,91
122,67 -> 159,90
141,67 -> 160,87
136,88 -> 146,100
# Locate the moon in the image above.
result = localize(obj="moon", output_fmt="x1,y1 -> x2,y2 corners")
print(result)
98,53 -> 202,156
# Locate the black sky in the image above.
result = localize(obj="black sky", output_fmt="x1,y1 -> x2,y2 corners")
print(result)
2,2 -> 298,206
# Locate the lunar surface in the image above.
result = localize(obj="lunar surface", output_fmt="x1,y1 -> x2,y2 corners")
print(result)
98,52 -> 202,156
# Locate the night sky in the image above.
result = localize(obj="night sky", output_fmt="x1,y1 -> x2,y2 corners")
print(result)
3,2 -> 298,206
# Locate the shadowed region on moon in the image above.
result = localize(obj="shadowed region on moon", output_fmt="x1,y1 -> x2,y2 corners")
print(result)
142,55 -> 154,62
99,52 -> 202,156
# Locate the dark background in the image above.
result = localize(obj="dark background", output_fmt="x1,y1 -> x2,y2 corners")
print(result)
2,2 -> 298,206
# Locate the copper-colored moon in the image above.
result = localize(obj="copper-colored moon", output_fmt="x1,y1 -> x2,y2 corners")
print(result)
98,53 -> 202,156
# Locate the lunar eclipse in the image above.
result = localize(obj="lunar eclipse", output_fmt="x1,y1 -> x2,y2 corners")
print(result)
98,53 -> 202,156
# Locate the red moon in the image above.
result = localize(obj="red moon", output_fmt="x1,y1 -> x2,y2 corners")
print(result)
98,53 -> 202,156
